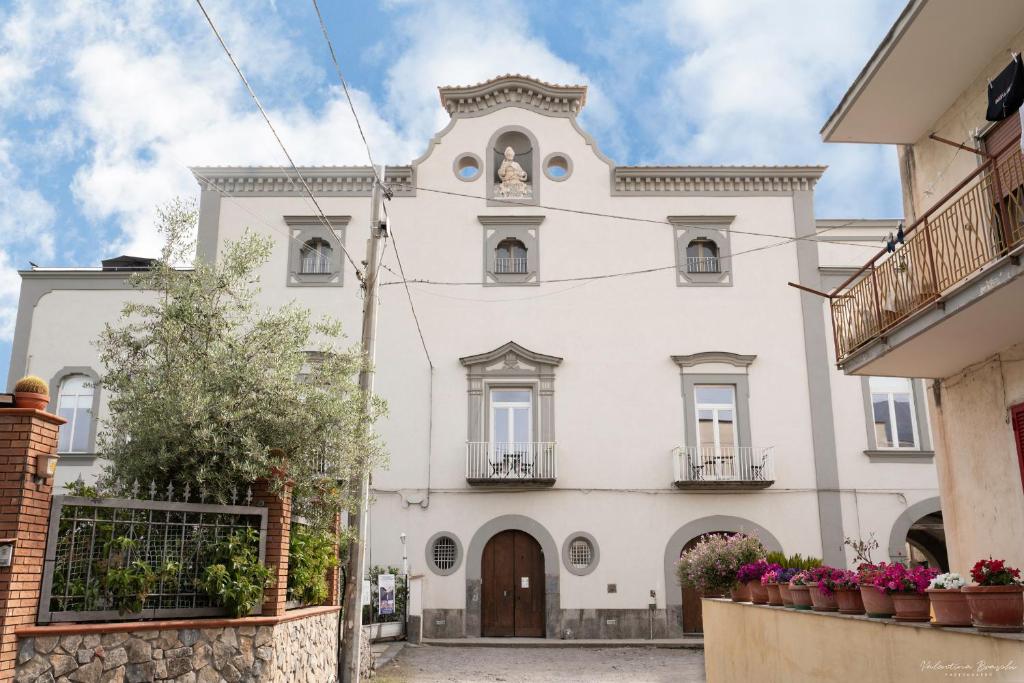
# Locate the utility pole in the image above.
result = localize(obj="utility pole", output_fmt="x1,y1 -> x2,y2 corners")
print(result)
341,166 -> 386,683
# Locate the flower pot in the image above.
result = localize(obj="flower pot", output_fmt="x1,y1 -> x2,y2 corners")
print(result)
778,582 -> 793,607
747,580 -> 769,605
834,588 -> 865,615
13,391 -> 48,411
807,582 -> 838,612
962,585 -> 1024,633
788,583 -> 812,610
891,592 -> 931,622
765,582 -> 784,606
730,583 -> 751,602
859,585 -> 895,618
927,589 -> 971,627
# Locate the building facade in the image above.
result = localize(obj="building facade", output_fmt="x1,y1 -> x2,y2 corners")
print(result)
821,0 -> 1024,572
8,75 -> 940,637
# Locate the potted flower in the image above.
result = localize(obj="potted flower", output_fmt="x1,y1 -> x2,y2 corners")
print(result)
13,375 -> 49,411
962,558 -> 1024,633
857,563 -> 895,618
927,573 -> 971,627
738,560 -> 779,605
832,569 -> 864,615
776,568 -> 798,607
675,533 -> 766,603
788,570 -> 813,610
761,568 -> 785,606
874,563 -> 937,622
808,566 -> 844,612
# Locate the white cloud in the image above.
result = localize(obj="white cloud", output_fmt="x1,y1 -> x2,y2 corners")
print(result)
0,249 -> 22,341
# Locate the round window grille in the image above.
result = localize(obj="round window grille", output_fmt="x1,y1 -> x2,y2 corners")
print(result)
569,538 -> 593,569
432,536 -> 458,571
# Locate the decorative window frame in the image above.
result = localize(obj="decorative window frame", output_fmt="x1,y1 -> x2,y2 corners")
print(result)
670,215 -> 734,287
453,153 -> 483,182
561,532 -> 600,576
486,125 -> 541,207
861,377 -> 934,461
542,153 -> 573,182
671,353 -> 755,450
49,367 -> 101,459
459,342 -> 562,445
479,216 -> 544,286
425,532 -> 464,576
285,215 -> 350,287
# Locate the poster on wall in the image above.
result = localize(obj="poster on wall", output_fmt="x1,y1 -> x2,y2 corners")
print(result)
378,573 -> 396,615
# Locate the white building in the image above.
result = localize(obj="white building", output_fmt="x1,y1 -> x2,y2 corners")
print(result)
7,75 -> 940,638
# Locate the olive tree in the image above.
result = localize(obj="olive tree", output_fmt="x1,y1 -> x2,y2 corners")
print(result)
96,199 -> 385,527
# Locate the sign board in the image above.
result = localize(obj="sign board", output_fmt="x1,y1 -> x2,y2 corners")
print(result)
378,573 -> 396,615
520,576 -> 529,588
362,579 -> 371,606
0,544 -> 12,568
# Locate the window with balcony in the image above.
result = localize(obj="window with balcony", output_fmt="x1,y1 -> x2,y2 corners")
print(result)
495,239 -> 528,274
300,238 -> 332,274
285,215 -> 349,287
686,238 -> 720,274
869,377 -> 920,449
694,385 -> 738,479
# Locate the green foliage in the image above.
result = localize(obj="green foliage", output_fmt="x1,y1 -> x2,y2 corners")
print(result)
363,565 -> 407,624
199,528 -> 274,618
64,479 -> 101,499
288,525 -> 338,606
785,553 -> 823,570
765,551 -> 787,567
94,199 -> 387,527
14,375 -> 48,395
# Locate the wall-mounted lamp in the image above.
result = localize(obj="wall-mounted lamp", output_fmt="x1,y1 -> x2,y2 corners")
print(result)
0,539 -> 15,568
35,451 -> 58,479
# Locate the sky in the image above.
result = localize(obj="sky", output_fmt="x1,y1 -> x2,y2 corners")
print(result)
0,0 -> 907,388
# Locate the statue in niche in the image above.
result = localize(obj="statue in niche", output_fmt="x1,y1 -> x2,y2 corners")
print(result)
496,146 -> 531,198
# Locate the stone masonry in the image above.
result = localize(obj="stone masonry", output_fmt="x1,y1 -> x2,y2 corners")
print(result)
14,608 -> 340,683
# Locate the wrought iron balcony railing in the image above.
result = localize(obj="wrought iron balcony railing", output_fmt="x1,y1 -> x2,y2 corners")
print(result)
686,256 -> 720,273
829,140 -> 1024,363
466,441 -> 556,483
495,257 -> 528,274
672,446 -> 774,489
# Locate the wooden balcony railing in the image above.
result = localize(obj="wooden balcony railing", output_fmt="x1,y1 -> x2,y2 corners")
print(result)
830,139 -> 1024,363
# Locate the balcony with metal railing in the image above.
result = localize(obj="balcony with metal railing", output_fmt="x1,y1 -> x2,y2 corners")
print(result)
828,140 -> 1024,377
672,446 -> 774,490
466,442 -> 556,485
494,257 -> 528,274
687,256 -> 720,274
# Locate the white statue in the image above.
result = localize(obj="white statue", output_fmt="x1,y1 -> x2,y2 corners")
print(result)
496,146 -> 531,198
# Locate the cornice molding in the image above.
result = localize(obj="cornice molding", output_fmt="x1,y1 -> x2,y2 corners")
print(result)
460,341 -> 563,368
439,74 -> 587,119
667,215 -> 735,226
613,166 -> 826,195
191,167 -> 415,197
477,215 -> 546,227
283,215 -> 352,228
671,352 -> 757,368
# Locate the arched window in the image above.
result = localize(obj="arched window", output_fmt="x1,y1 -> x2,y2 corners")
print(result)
300,238 -> 332,274
495,238 -> 528,274
686,239 -> 719,273
56,375 -> 93,453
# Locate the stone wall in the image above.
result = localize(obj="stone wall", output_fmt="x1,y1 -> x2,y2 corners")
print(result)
14,607 -> 339,683
420,607 -> 683,639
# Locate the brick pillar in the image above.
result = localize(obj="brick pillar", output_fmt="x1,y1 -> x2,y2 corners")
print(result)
252,476 -> 292,617
326,512 -> 341,605
0,408 -> 64,683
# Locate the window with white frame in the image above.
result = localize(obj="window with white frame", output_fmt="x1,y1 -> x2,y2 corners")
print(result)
495,238 -> 528,274
695,385 -> 738,478
490,389 -> 532,450
300,237 -> 332,274
56,375 -> 93,453
870,377 -> 919,449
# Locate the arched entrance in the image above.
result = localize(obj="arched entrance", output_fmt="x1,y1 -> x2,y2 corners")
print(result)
888,497 -> 947,571
481,530 -> 545,637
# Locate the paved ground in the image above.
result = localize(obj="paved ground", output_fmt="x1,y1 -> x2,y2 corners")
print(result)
373,644 -> 707,682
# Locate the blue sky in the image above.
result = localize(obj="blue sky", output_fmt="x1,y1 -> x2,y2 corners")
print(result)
0,0 -> 906,388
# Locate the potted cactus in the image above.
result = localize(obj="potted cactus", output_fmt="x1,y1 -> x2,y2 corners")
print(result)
13,375 -> 49,411
928,573 -> 971,627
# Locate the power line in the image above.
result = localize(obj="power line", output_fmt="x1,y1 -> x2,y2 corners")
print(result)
194,0 -> 362,276
387,227 -> 434,367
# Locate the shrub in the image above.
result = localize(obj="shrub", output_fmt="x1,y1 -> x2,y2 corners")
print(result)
785,553 -> 823,571
970,558 -> 1022,586
95,536 -> 178,615
199,528 -> 274,617
675,533 -> 766,595
14,375 -> 48,395
288,526 -> 338,606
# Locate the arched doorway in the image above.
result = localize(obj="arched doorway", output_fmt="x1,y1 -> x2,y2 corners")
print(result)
680,532 -> 730,634
888,497 -> 947,571
481,530 -> 545,637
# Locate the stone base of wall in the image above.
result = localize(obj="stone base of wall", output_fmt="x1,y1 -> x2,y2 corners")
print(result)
14,606 -> 339,683
420,608 -> 682,640
421,609 -> 464,639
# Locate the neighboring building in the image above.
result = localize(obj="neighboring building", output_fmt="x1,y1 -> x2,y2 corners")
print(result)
821,0 -> 1024,571
8,75 -> 940,637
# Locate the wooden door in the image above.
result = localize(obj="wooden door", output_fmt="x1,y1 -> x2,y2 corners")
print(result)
481,530 -> 545,637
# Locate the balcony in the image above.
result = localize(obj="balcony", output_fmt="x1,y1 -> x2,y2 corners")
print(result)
672,446 -> 774,490
686,256 -> 720,273
494,257 -> 528,274
466,442 -> 556,485
829,143 -> 1024,377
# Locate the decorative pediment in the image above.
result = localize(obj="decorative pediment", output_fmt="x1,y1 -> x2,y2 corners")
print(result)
460,341 -> 563,371
439,75 -> 587,119
671,352 -> 757,368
